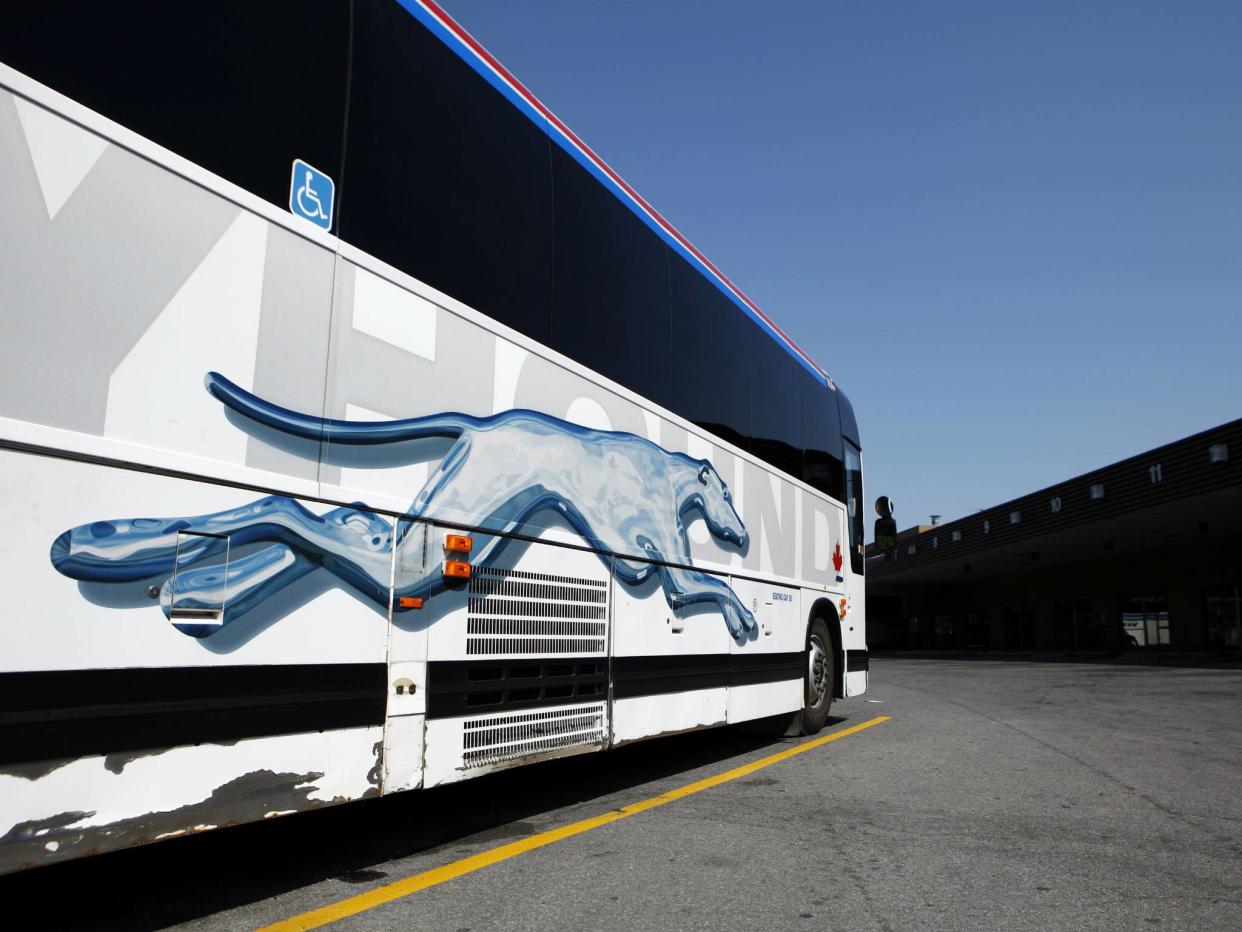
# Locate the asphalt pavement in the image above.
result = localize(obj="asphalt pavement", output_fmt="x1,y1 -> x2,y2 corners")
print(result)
8,658 -> 1241,930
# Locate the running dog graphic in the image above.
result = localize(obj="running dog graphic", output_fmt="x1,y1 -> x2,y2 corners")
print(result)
51,373 -> 755,641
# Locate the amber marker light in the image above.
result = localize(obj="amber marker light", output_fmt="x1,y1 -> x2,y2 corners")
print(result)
444,534 -> 473,553
444,560 -> 472,580
398,596 -> 424,609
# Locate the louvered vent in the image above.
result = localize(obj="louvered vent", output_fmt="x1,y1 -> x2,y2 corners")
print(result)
462,703 -> 606,767
467,567 -> 608,656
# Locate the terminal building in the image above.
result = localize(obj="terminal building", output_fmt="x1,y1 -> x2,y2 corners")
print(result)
867,418 -> 1242,653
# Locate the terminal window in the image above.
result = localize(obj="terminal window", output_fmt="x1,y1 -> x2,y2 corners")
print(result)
1003,607 -> 1035,650
1121,594 -> 1170,647
1205,585 -> 1241,648
932,614 -> 956,649
1053,600 -> 1093,650
966,611 -> 989,649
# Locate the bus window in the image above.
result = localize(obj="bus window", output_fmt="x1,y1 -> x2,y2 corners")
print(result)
342,0 -> 554,345
802,375 -> 844,500
838,389 -> 861,447
844,440 -> 865,575
748,321 -> 804,478
669,253 -> 750,450
549,144 -> 671,408
0,1 -> 351,214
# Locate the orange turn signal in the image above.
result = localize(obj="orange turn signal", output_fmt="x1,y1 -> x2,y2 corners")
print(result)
398,596 -> 424,609
444,560 -> 472,580
444,534 -> 473,553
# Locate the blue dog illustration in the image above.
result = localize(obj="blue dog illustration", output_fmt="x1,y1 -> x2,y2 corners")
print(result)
51,373 -> 756,641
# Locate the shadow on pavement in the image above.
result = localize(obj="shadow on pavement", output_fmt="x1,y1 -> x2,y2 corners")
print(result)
2,715 -> 847,929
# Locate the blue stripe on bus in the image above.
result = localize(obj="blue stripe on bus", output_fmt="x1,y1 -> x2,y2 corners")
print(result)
390,0 -> 828,385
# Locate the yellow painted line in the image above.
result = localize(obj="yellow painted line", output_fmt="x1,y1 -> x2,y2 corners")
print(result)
261,715 -> 891,931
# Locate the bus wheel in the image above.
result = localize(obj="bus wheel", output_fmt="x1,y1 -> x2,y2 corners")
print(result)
801,617 -> 834,735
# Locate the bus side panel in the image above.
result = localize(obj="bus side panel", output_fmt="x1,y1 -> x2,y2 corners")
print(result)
843,577 -> 869,698
725,577 -> 804,725
0,450 -> 387,871
0,84 -> 336,494
610,567 -> 732,745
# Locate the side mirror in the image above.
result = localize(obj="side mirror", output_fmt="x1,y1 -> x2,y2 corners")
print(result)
874,496 -> 897,555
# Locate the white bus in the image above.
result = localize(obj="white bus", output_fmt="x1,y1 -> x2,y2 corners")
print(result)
0,0 -> 867,873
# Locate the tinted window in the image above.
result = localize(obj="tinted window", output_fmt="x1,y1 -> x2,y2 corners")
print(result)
1,1 -> 350,212
549,146 -> 671,403
747,323 -> 804,477
844,440 -> 865,575
838,389 -> 861,446
668,254 -> 749,449
342,2 -> 553,343
802,378 -> 844,500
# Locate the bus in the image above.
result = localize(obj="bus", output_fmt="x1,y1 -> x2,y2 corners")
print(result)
0,0 -> 867,873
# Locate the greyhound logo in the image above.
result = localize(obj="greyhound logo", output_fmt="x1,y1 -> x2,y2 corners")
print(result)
50,373 -> 757,643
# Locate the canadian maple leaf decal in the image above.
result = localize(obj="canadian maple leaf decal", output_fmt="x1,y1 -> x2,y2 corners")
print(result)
832,542 -> 844,572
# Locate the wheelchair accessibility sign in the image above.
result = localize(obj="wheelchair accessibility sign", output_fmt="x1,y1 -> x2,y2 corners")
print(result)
289,158 -> 334,230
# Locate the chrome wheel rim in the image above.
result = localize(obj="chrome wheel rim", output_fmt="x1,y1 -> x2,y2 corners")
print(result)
807,635 -> 829,708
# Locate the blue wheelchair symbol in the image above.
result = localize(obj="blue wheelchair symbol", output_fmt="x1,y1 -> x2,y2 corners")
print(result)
289,159 -> 334,230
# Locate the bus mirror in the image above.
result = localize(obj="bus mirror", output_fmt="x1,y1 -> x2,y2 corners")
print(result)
874,496 -> 897,556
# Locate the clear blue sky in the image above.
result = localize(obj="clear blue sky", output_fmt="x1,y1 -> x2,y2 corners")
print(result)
444,0 -> 1242,533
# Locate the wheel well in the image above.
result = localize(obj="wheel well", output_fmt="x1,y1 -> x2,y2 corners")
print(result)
808,598 -> 845,699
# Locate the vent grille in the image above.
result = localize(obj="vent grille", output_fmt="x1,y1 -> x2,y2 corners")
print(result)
467,567 -> 608,656
462,703 -> 606,767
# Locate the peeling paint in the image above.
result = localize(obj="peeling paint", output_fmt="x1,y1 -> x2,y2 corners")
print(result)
611,718 -> 728,749
0,741 -> 248,783
103,740 -> 239,775
0,758 -> 75,781
0,769 -> 344,874
366,738 -> 384,789
1,809 -> 96,845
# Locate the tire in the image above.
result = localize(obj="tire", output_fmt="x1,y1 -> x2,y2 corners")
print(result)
800,617 -> 834,735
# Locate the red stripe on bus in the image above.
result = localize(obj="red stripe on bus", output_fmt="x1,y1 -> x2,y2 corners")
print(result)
415,0 -> 828,381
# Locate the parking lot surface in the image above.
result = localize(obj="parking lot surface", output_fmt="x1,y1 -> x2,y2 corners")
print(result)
8,658 -> 1241,930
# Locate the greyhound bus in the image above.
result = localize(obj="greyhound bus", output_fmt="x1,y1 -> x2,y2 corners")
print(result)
0,1 -> 866,872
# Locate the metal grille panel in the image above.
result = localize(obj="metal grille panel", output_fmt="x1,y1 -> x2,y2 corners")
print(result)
462,703 -> 606,767
467,567 -> 608,656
